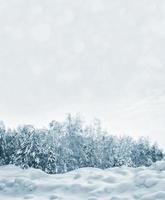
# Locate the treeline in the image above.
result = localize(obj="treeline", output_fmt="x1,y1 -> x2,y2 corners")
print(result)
0,115 -> 164,174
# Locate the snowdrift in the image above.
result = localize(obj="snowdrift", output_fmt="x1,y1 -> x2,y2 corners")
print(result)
0,161 -> 165,200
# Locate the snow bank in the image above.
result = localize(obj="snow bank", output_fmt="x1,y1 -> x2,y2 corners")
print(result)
0,162 -> 165,200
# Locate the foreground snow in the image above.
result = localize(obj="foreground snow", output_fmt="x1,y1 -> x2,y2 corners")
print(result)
0,162 -> 165,200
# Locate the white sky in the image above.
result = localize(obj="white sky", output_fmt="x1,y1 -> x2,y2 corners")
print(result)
0,0 -> 165,148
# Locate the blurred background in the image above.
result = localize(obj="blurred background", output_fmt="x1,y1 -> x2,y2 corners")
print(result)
0,0 -> 165,147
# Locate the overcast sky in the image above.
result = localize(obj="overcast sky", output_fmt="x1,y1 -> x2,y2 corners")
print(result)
0,0 -> 165,147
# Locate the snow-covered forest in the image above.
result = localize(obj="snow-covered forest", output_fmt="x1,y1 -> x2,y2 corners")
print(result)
0,115 -> 163,174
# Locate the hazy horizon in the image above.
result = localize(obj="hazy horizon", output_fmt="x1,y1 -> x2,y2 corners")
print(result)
0,0 -> 165,148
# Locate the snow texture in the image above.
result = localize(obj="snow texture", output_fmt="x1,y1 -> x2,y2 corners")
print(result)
0,161 -> 165,200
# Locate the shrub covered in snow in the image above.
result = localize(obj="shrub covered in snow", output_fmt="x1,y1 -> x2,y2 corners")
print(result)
0,115 -> 163,173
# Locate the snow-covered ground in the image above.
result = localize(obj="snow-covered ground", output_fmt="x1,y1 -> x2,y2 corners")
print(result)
0,161 -> 165,200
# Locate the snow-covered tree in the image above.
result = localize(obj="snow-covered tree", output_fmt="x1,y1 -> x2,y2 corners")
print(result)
0,115 -> 163,173
0,121 -> 6,165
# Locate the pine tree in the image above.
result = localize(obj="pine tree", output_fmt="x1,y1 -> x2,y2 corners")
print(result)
0,121 -> 6,165
0,116 -> 163,172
